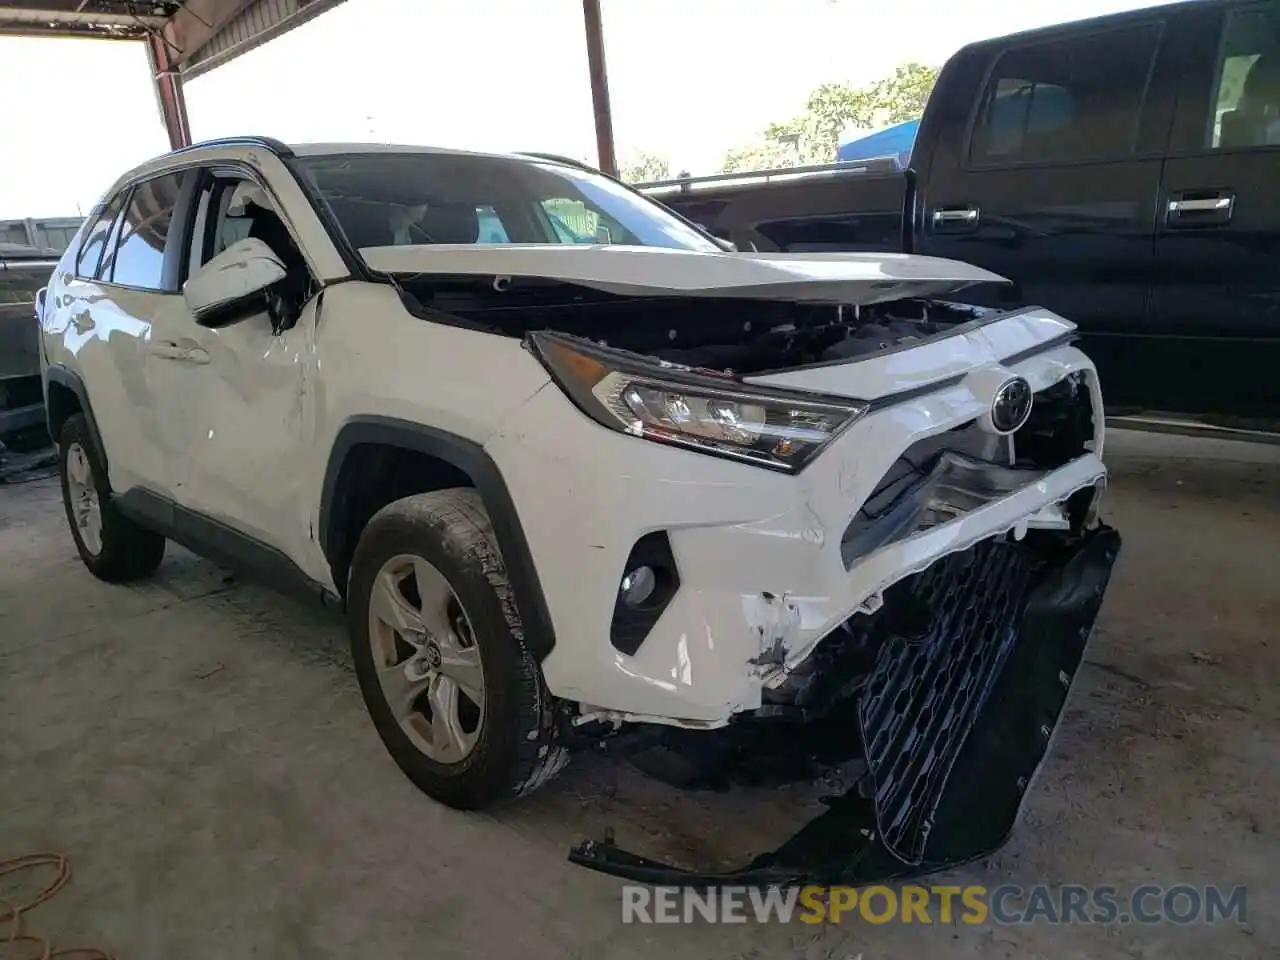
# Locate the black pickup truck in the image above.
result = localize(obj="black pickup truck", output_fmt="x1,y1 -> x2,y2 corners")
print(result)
645,0 -> 1280,424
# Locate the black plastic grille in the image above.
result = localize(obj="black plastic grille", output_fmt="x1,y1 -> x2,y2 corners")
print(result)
1014,371 -> 1094,470
859,537 -> 1035,864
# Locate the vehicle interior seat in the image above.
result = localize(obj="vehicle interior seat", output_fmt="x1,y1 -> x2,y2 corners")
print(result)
414,203 -> 480,244
1220,52 -> 1280,147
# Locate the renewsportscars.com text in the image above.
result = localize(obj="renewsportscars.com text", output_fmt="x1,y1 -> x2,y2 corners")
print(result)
621,884 -> 1248,925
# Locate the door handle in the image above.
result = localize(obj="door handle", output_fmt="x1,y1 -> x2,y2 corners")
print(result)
932,206 -> 980,232
151,341 -> 210,364
1166,192 -> 1234,226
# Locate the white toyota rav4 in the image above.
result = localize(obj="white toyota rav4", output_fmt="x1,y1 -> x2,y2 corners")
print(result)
40,139 -> 1120,882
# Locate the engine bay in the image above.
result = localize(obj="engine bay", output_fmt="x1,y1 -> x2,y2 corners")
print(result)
396,275 -> 994,375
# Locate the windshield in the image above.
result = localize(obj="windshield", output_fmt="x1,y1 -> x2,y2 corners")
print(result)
296,152 -> 719,255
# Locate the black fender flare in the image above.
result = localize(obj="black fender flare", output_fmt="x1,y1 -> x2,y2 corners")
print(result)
318,415 -> 556,661
44,364 -> 108,469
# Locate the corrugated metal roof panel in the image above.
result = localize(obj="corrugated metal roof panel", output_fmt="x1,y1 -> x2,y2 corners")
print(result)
183,0 -> 349,78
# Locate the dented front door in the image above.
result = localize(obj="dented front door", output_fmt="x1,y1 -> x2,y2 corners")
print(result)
147,297 -> 314,559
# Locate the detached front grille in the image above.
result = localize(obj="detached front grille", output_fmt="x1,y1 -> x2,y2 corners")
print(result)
841,371 -> 1095,566
859,537 -> 1035,865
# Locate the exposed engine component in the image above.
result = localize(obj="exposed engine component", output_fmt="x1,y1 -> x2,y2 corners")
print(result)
397,275 -> 990,376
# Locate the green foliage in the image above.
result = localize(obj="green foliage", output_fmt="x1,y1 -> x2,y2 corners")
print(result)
618,151 -> 673,183
720,62 -> 940,173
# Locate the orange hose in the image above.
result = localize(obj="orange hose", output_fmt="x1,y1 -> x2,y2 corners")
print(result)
0,856 -> 111,960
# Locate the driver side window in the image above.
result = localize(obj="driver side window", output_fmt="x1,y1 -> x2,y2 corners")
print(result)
183,170 -> 315,329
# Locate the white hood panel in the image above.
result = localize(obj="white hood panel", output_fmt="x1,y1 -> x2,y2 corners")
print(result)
359,244 -> 1006,304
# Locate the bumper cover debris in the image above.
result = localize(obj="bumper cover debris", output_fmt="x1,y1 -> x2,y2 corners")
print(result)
569,524 -> 1122,886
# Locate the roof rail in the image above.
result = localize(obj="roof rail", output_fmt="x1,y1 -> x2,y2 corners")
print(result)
516,152 -> 601,173
167,136 -> 296,160
636,155 -> 902,196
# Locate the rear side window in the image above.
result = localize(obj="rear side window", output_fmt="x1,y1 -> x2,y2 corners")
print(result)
105,172 -> 186,291
970,24 -> 1161,164
74,196 -> 125,280
1209,3 -> 1280,148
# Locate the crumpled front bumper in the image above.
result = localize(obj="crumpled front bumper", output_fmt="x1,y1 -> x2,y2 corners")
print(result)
569,523 -> 1122,885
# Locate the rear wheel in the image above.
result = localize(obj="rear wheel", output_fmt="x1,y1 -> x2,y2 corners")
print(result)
58,414 -> 165,582
347,489 -> 566,809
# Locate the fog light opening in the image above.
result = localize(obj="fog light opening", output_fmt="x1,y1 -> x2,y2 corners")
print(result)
619,563 -> 675,611
620,565 -> 656,608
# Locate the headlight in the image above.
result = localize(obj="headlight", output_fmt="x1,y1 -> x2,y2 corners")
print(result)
530,333 -> 867,472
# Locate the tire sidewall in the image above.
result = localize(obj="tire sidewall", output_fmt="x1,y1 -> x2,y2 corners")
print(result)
347,506 -> 549,808
58,416 -> 110,566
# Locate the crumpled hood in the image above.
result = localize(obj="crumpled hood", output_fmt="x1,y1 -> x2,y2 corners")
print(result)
358,243 -> 1007,303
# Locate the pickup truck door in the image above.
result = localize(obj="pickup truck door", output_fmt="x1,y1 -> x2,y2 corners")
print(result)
916,20 -> 1170,412
146,168 -> 319,569
1151,0 -> 1280,420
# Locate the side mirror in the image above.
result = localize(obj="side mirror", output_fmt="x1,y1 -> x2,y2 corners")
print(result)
183,237 -> 287,329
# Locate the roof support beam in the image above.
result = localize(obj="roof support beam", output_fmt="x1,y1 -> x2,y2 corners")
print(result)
582,0 -> 616,177
147,30 -> 192,150
160,0 -> 256,68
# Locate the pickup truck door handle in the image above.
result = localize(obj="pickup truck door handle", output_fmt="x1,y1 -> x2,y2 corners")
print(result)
1166,191 -> 1234,227
932,206 -> 980,232
151,340 -> 210,365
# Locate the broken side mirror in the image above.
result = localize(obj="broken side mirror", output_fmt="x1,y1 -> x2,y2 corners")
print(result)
183,237 -> 287,330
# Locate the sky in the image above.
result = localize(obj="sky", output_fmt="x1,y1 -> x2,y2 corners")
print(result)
0,0 -> 1156,219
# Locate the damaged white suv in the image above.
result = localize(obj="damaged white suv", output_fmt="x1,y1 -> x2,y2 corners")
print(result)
40,139 -> 1120,883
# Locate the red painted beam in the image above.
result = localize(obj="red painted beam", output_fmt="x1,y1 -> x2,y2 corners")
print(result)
582,0 -> 616,176
147,31 -> 191,150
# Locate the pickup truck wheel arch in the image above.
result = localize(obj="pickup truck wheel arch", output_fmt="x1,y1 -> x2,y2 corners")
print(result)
45,365 -> 107,472
319,415 -> 556,661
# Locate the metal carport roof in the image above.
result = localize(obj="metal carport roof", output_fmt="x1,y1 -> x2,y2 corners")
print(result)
0,1 -> 618,172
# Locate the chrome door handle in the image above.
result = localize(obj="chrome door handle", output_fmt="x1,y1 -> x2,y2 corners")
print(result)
1168,196 -> 1233,213
932,206 -> 980,231
1166,192 -> 1234,227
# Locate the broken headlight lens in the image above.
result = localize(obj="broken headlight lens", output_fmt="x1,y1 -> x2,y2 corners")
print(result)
532,334 -> 866,472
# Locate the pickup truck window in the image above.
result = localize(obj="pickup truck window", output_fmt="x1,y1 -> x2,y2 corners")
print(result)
970,24 -> 1160,165
1211,4 -> 1280,148
296,152 -> 720,256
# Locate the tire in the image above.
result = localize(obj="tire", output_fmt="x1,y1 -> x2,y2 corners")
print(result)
58,414 -> 165,582
347,488 -> 567,810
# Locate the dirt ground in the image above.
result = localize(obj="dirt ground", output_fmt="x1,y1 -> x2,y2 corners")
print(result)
0,430 -> 1275,959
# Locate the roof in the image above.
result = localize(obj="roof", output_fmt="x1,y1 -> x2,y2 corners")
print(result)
0,2 -> 352,78
960,0 -> 1214,51
104,137 -> 576,196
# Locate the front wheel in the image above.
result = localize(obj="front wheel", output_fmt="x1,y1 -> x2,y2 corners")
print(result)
58,414 -> 165,582
346,488 -> 567,809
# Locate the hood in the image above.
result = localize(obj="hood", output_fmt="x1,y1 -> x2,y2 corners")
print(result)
358,243 -> 1007,304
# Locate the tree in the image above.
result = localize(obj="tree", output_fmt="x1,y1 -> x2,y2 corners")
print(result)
873,62 -> 939,124
719,62 -> 940,173
619,151 -> 672,183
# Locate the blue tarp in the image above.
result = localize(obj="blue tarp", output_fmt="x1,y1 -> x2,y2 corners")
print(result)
835,118 -> 920,167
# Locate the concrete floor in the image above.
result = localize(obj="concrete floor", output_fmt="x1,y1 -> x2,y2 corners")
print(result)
0,431 -> 1276,959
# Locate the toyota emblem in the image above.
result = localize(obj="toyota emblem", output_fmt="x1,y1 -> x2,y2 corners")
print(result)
991,377 -> 1034,434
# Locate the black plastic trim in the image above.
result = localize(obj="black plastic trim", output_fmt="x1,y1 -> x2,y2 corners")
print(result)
609,532 -> 680,657
114,488 -> 338,606
318,416 -> 556,660
44,365 -> 104,465
165,136 -> 296,161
